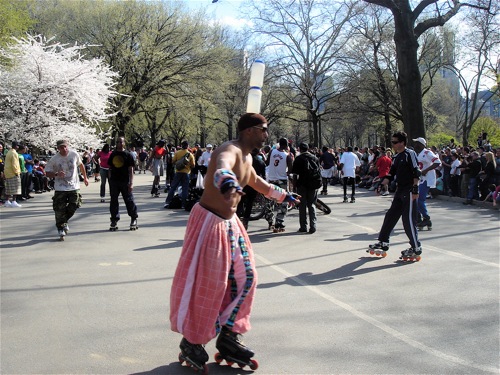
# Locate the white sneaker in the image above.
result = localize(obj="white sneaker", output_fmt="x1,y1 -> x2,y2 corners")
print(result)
4,200 -> 12,207
381,191 -> 389,196
10,201 -> 22,207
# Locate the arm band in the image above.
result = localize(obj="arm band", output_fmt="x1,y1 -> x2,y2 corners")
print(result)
265,184 -> 288,204
213,168 -> 241,194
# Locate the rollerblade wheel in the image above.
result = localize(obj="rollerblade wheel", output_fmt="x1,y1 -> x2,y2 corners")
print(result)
178,353 -> 185,364
249,359 -> 259,370
381,251 -> 387,258
415,256 -> 421,261
369,250 -> 375,255
214,353 -> 223,364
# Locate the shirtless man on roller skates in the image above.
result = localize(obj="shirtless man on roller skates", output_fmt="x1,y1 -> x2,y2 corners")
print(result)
170,113 -> 299,374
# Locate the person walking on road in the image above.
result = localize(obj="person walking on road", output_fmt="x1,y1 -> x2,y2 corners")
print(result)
292,142 -> 321,234
413,137 -> 441,230
44,140 -> 89,240
339,146 -> 360,203
266,137 -> 294,232
108,137 -> 138,231
170,113 -> 299,372
368,131 -> 422,260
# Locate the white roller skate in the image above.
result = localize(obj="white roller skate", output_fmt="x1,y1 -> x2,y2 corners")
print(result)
129,218 -> 138,231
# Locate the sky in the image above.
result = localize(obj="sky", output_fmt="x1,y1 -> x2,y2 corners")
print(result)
183,0 -> 250,28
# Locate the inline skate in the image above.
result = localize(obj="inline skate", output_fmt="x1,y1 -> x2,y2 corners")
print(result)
129,218 -> 138,231
272,222 -> 285,233
367,241 -> 389,257
399,246 -> 422,262
109,220 -> 118,231
214,326 -> 258,370
178,337 -> 209,375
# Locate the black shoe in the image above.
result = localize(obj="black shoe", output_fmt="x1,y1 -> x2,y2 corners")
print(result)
308,228 -> 316,234
463,200 -> 472,205
298,228 -> 307,233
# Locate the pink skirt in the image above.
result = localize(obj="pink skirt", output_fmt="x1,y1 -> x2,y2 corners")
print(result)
170,203 -> 257,344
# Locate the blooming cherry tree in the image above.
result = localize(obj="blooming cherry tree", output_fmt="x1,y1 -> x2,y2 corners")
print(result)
0,34 -> 118,150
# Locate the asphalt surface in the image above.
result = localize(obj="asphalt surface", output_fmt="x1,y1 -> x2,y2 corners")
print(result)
1,173 -> 499,375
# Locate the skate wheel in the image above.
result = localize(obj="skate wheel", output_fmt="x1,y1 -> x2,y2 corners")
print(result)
249,359 -> 259,370
214,353 -> 223,364
369,250 -> 375,255
415,256 -> 421,261
381,251 -> 387,258
402,257 -> 408,261
178,352 -> 185,364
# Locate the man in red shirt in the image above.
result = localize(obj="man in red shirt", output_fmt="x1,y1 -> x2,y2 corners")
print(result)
375,150 -> 393,196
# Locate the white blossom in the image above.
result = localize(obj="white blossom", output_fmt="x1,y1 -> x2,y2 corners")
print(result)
0,35 -> 118,150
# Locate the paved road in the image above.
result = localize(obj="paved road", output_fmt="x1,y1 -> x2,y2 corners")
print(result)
1,173 -> 499,374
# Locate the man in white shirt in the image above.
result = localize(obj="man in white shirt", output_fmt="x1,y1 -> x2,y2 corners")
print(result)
266,138 -> 294,232
197,144 -> 213,176
339,146 -> 361,203
45,140 -> 89,240
413,137 -> 441,230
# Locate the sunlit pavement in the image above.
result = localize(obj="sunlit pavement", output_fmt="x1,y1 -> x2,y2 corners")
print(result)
1,173 -> 499,374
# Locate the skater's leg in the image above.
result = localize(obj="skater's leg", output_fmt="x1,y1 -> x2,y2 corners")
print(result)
377,192 -> 403,243
297,186 -> 308,230
99,168 -> 109,199
307,189 -> 317,232
170,206 -> 248,345
274,180 -> 288,226
343,177 -> 348,199
401,190 -> 420,249
109,182 -> 121,222
417,181 -> 430,219
351,177 -> 356,199
52,191 -> 68,229
64,190 -> 82,223
121,182 -> 138,220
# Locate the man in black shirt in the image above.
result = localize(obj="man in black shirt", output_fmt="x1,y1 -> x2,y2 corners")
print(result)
368,131 -> 422,261
108,137 -> 138,230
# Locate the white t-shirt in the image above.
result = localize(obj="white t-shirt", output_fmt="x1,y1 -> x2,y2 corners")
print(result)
267,148 -> 289,181
45,150 -> 83,191
198,151 -> 212,167
417,149 -> 441,188
451,158 -> 461,176
339,152 -> 361,178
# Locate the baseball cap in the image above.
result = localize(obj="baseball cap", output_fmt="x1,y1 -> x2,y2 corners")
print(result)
56,140 -> 69,147
412,137 -> 426,146
206,144 -> 213,148
299,142 -> 309,152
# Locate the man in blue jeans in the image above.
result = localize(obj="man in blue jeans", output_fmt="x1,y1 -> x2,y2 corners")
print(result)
413,137 -> 441,230
164,140 -> 195,209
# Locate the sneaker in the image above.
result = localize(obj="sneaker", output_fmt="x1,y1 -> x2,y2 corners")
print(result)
163,203 -> 170,209
298,228 -> 308,233
63,223 -> 69,234
308,228 -> 316,234
381,191 -> 389,196
4,200 -> 12,207
11,201 -> 22,208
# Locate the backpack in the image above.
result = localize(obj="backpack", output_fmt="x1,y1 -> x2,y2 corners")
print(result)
175,152 -> 191,170
303,154 -> 322,189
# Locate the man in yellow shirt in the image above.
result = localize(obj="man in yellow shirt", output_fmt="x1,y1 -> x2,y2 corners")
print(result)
4,141 -> 22,208
163,140 -> 195,209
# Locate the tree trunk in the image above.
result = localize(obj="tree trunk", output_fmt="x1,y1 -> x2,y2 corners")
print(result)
392,10 -> 426,141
